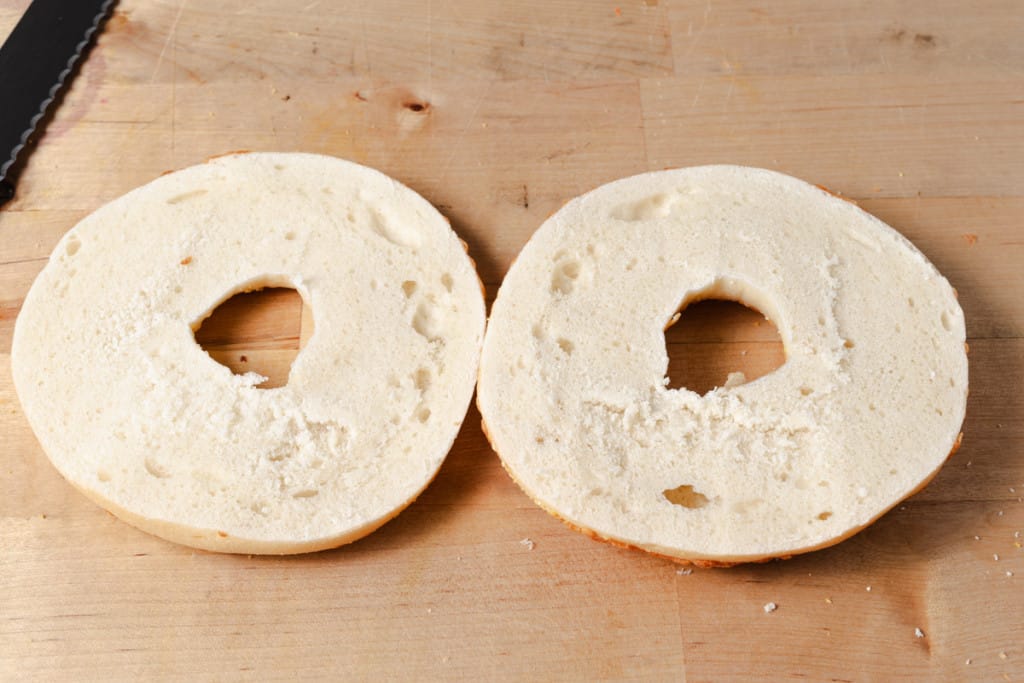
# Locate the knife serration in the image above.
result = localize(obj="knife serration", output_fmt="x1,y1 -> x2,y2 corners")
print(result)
0,0 -> 116,203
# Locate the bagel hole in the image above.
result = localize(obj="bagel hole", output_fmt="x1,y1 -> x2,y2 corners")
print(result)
194,286 -> 313,389
664,299 -> 785,395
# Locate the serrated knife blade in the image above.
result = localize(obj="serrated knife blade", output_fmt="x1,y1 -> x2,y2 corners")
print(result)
0,0 -> 116,205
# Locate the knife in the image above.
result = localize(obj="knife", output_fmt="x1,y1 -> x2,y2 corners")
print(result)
0,0 -> 116,205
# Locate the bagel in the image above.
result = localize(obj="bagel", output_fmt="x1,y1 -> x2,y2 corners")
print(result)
477,165 -> 967,565
12,153 -> 486,554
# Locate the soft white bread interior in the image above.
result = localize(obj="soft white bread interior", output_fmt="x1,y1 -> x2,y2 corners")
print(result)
477,165 -> 967,565
12,153 -> 486,554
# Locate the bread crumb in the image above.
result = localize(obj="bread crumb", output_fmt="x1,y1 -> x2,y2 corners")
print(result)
998,510 -> 1004,516
975,535 -> 981,540
520,538 -> 535,550
825,597 -> 832,604
999,651 -> 1007,660
994,554 -> 1000,561
676,567 -> 693,576
763,602 -> 777,613
915,627 -> 925,638
866,586 -> 872,592
961,233 -> 978,246
1006,571 -> 1013,577
966,658 -> 972,665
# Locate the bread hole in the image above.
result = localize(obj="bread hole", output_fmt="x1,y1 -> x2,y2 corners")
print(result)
65,237 -> 81,257
940,311 -> 952,331
412,301 -> 443,339
402,280 -> 418,297
663,484 -> 709,509
441,273 -> 454,292
193,285 -> 313,389
817,511 -> 833,521
144,458 -> 170,479
413,366 -> 432,391
556,338 -> 574,355
799,386 -> 814,396
284,231 -> 296,241
626,257 -> 638,271
97,469 -> 111,483
416,406 -> 432,423
664,299 -> 785,395
610,192 -> 680,221
550,260 -> 581,295
166,188 -> 208,205
369,205 -> 421,248
843,339 -> 855,349
292,489 -> 319,499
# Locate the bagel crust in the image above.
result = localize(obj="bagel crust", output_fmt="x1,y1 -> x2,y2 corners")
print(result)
12,153 -> 486,554
477,166 -> 968,564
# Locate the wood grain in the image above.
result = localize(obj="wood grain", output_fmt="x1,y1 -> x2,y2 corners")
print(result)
2,0 -> 1022,680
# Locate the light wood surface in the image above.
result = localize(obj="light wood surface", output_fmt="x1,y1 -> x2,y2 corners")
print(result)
2,1 -> 1022,680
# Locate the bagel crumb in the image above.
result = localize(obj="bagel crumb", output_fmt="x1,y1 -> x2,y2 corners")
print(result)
763,602 -> 777,613
520,538 -> 535,550
676,567 -> 693,576
915,628 -> 925,638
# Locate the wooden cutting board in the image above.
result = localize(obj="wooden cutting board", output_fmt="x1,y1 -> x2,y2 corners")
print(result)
1,1 -> 1021,679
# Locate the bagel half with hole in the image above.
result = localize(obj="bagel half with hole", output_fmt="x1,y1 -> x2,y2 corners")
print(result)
477,165 -> 967,566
